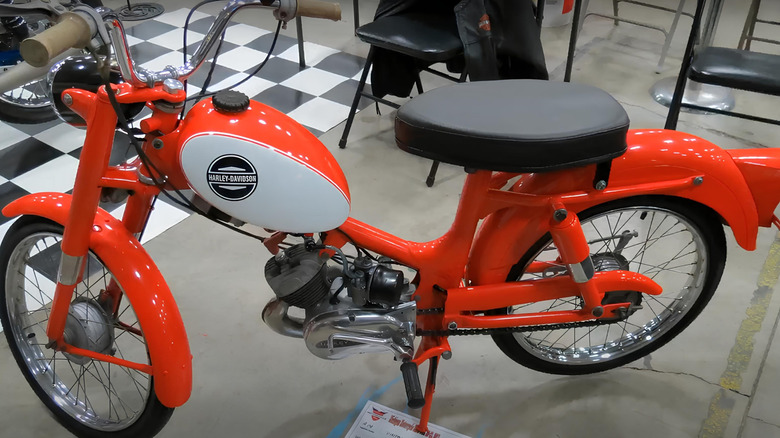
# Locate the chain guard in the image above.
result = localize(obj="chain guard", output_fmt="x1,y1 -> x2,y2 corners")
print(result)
416,308 -> 625,337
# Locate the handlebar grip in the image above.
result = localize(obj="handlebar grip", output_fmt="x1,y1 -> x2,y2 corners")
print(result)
296,0 -> 341,21
400,361 -> 425,409
20,12 -> 93,68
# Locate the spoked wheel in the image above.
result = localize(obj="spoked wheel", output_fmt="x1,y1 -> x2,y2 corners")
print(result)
490,197 -> 726,375
0,218 -> 173,437
0,16 -> 57,124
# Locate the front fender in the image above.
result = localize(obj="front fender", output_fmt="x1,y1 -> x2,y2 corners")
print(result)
468,129 -> 759,285
2,193 -> 192,408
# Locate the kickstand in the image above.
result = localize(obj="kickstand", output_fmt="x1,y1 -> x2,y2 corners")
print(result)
415,356 -> 439,434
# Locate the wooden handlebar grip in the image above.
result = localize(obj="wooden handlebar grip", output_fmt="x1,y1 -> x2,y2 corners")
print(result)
296,0 -> 341,21
21,13 -> 92,68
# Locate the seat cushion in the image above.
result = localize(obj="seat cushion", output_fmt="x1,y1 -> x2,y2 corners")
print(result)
356,13 -> 462,62
395,80 -> 629,173
690,47 -> 780,96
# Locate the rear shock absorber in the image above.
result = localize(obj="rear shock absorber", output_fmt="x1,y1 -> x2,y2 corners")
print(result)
0,0 -> 30,40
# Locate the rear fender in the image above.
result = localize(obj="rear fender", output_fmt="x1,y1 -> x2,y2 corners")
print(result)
2,193 -> 192,408
728,149 -> 780,227
468,129 -> 759,285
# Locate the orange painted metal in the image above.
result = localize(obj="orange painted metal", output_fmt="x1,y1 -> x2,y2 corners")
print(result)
549,207 -> 590,265
468,129 -> 761,289
44,88 -> 118,342
3,193 -> 192,407
728,149 -> 780,228
444,270 -> 660,313
61,344 -> 154,374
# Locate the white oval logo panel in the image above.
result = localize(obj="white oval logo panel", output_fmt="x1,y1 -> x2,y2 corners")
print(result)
181,132 -> 350,233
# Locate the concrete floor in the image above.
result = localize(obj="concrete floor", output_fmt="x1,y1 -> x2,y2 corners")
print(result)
1,0 -> 780,437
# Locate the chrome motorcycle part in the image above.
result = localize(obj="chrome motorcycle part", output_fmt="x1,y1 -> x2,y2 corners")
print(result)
303,299 -> 416,360
62,298 -> 115,365
47,55 -> 144,126
261,298 -> 304,338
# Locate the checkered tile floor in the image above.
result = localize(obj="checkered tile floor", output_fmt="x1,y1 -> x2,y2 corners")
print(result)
0,8 -> 372,246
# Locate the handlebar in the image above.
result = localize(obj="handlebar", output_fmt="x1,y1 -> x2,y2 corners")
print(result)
20,12 -> 94,68
19,0 -> 341,85
295,0 -> 341,20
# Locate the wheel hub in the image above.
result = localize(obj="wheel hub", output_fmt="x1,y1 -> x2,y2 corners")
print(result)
62,299 -> 114,365
592,252 -> 643,311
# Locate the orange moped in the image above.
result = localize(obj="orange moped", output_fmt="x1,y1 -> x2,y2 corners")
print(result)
0,0 -> 778,437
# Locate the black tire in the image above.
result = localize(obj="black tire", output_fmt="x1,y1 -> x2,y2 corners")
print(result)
490,196 -> 727,375
0,217 -> 174,438
0,97 -> 57,124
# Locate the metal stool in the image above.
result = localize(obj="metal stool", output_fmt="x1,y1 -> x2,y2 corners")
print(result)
665,0 -> 780,129
566,0 -> 692,78
738,0 -> 780,50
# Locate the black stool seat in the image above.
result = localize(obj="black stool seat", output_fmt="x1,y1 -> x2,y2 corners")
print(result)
395,80 -> 629,173
690,47 -> 780,96
356,13 -> 462,62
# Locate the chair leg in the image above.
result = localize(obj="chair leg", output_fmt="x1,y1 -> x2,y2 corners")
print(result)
296,16 -> 306,69
426,161 -> 440,188
657,0 -> 687,72
415,75 -> 424,95
353,0 -> 360,34
738,0 -> 761,50
612,0 -> 619,25
339,47 -> 374,149
564,0 -> 588,82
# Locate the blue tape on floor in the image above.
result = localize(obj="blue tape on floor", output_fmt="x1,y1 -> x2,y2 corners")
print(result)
326,375 -> 402,438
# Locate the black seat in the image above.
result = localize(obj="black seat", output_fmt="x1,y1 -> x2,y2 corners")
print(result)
356,13 -> 462,62
395,80 -> 629,173
689,47 -> 780,96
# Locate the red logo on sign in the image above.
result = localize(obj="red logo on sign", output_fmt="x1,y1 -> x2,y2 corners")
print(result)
371,407 -> 386,421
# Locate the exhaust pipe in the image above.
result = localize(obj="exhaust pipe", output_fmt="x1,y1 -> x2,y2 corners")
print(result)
261,298 -> 304,338
0,48 -> 80,94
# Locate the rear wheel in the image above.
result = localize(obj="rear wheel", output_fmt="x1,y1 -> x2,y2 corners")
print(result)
0,217 -> 173,437
490,197 -> 726,375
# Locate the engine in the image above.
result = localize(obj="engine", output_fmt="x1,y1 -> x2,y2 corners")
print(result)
261,242 -> 416,361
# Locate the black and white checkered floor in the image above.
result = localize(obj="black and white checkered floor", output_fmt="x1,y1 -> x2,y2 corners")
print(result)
0,8 -> 370,245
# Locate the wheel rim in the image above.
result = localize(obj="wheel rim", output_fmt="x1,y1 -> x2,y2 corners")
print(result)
4,232 -> 152,431
0,77 -> 50,109
0,17 -> 52,110
511,206 -> 709,366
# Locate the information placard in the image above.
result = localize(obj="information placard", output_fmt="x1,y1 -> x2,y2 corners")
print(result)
345,402 -> 472,438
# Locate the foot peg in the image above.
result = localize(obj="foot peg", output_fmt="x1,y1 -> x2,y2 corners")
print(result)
400,361 -> 425,409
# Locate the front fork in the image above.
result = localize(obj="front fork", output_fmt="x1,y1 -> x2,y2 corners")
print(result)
45,89 -> 121,345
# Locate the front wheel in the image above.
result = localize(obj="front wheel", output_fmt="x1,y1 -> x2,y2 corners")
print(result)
490,197 -> 727,375
0,217 -> 173,437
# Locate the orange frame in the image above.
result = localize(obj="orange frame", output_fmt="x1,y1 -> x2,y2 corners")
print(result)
4,81 -> 780,433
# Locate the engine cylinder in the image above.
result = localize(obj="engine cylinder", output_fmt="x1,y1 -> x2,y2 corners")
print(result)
264,244 -> 329,308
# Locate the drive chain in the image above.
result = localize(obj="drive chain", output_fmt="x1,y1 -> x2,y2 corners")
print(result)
416,308 -> 617,337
